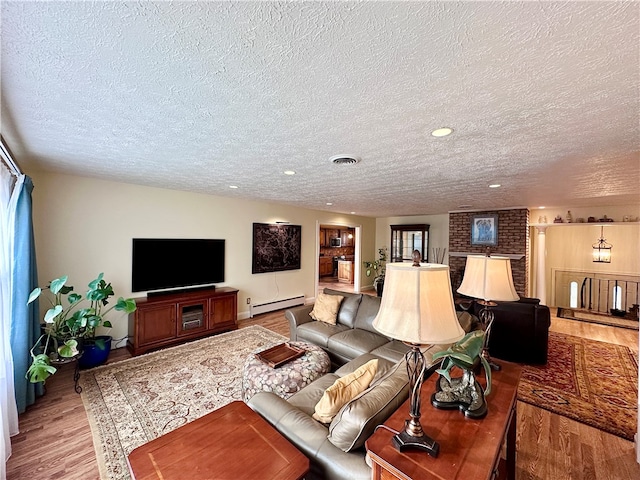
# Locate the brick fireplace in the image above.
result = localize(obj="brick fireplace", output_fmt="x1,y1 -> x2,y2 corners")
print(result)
448,209 -> 530,297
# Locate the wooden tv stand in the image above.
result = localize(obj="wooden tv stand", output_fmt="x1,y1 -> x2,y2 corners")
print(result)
127,287 -> 238,356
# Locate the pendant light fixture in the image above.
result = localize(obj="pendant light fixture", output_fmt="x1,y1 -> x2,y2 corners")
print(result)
592,226 -> 612,263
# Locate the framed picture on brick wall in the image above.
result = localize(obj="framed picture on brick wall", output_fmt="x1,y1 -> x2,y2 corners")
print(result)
471,214 -> 498,245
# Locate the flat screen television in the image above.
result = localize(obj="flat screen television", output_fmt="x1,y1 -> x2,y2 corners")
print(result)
132,238 -> 225,293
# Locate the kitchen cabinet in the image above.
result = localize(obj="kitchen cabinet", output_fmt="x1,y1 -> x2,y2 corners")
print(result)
319,229 -> 327,247
326,229 -> 340,244
337,260 -> 354,284
341,228 -> 355,247
319,256 -> 333,277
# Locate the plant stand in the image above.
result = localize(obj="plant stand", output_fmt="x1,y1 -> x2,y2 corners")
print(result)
73,359 -> 81,394
50,354 -> 83,394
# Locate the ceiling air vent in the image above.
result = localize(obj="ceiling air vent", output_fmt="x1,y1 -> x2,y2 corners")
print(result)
330,154 -> 360,165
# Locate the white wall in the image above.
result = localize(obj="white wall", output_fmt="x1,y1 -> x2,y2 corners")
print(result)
29,171 -> 376,347
529,206 -> 640,305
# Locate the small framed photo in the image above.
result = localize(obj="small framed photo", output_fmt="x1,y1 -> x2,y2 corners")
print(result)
471,214 -> 498,246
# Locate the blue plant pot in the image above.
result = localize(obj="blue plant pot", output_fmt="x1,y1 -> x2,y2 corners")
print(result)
78,335 -> 112,369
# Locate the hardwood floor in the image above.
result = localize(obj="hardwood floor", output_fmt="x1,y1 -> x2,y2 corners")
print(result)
518,316 -> 639,480
6,310 -> 639,480
318,276 -> 361,294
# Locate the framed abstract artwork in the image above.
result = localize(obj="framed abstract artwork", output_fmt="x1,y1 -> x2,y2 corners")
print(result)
252,223 -> 302,274
471,214 -> 498,246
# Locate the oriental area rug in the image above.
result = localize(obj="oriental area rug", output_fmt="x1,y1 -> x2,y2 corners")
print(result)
80,325 -> 286,480
517,332 -> 638,441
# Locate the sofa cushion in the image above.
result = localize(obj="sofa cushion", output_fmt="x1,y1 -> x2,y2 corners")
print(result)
488,301 -> 550,364
310,293 -> 345,325
327,360 -> 409,452
248,391 -> 374,480
327,329 -> 389,360
421,343 -> 453,368
288,374 -> 340,416
288,355 -> 394,417
335,354 -> 392,379
512,297 -> 541,305
324,289 -> 363,329
312,359 -> 379,423
353,294 -> 382,334
369,343 -> 454,369
369,340 -> 410,363
297,321 -> 350,348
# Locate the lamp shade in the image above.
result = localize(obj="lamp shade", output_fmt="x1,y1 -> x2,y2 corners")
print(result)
457,255 -> 519,302
372,263 -> 465,345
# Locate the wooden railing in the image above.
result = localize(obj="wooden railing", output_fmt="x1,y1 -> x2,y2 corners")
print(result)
580,277 -> 640,315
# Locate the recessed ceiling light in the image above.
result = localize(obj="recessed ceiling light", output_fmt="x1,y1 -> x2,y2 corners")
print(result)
431,127 -> 453,137
350,211 -> 356,215
229,185 -> 238,189
539,206 -> 545,209
283,170 -> 296,175
489,184 -> 501,188
326,202 -> 333,206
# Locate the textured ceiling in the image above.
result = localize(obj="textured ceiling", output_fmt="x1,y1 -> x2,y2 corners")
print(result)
1,1 -> 639,217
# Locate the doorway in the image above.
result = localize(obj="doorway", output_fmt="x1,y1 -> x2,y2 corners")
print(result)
317,223 -> 360,297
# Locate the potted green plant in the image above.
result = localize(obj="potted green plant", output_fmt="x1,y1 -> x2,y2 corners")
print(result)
26,273 -> 137,383
363,247 -> 388,296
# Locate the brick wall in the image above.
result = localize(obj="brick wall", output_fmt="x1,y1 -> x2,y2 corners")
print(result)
449,209 -> 530,297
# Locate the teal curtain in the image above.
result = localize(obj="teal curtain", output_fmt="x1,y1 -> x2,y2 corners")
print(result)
9,176 -> 42,413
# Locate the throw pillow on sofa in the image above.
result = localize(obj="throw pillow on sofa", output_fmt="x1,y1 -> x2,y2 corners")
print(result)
312,359 -> 378,423
309,292 -> 345,325
327,359 -> 409,452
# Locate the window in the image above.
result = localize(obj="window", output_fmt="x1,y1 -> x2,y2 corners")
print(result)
613,285 -> 623,310
569,281 -> 578,308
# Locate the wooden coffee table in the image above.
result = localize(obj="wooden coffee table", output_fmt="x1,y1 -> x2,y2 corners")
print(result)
127,401 -> 309,480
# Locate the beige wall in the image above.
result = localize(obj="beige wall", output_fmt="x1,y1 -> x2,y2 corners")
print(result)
374,213 -> 449,264
26,171 -> 640,347
29,171 -> 376,346
529,206 -> 640,305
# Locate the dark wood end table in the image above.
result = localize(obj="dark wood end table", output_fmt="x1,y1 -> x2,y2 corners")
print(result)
127,401 -> 309,480
366,361 -> 522,480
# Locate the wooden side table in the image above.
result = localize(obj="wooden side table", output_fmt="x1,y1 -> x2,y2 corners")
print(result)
127,401 -> 309,480
366,361 -> 522,480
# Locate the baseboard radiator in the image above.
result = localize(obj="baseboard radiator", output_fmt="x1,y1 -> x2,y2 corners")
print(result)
250,295 -> 305,318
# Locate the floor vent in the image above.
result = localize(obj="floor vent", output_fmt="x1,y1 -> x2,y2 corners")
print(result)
250,296 -> 305,317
